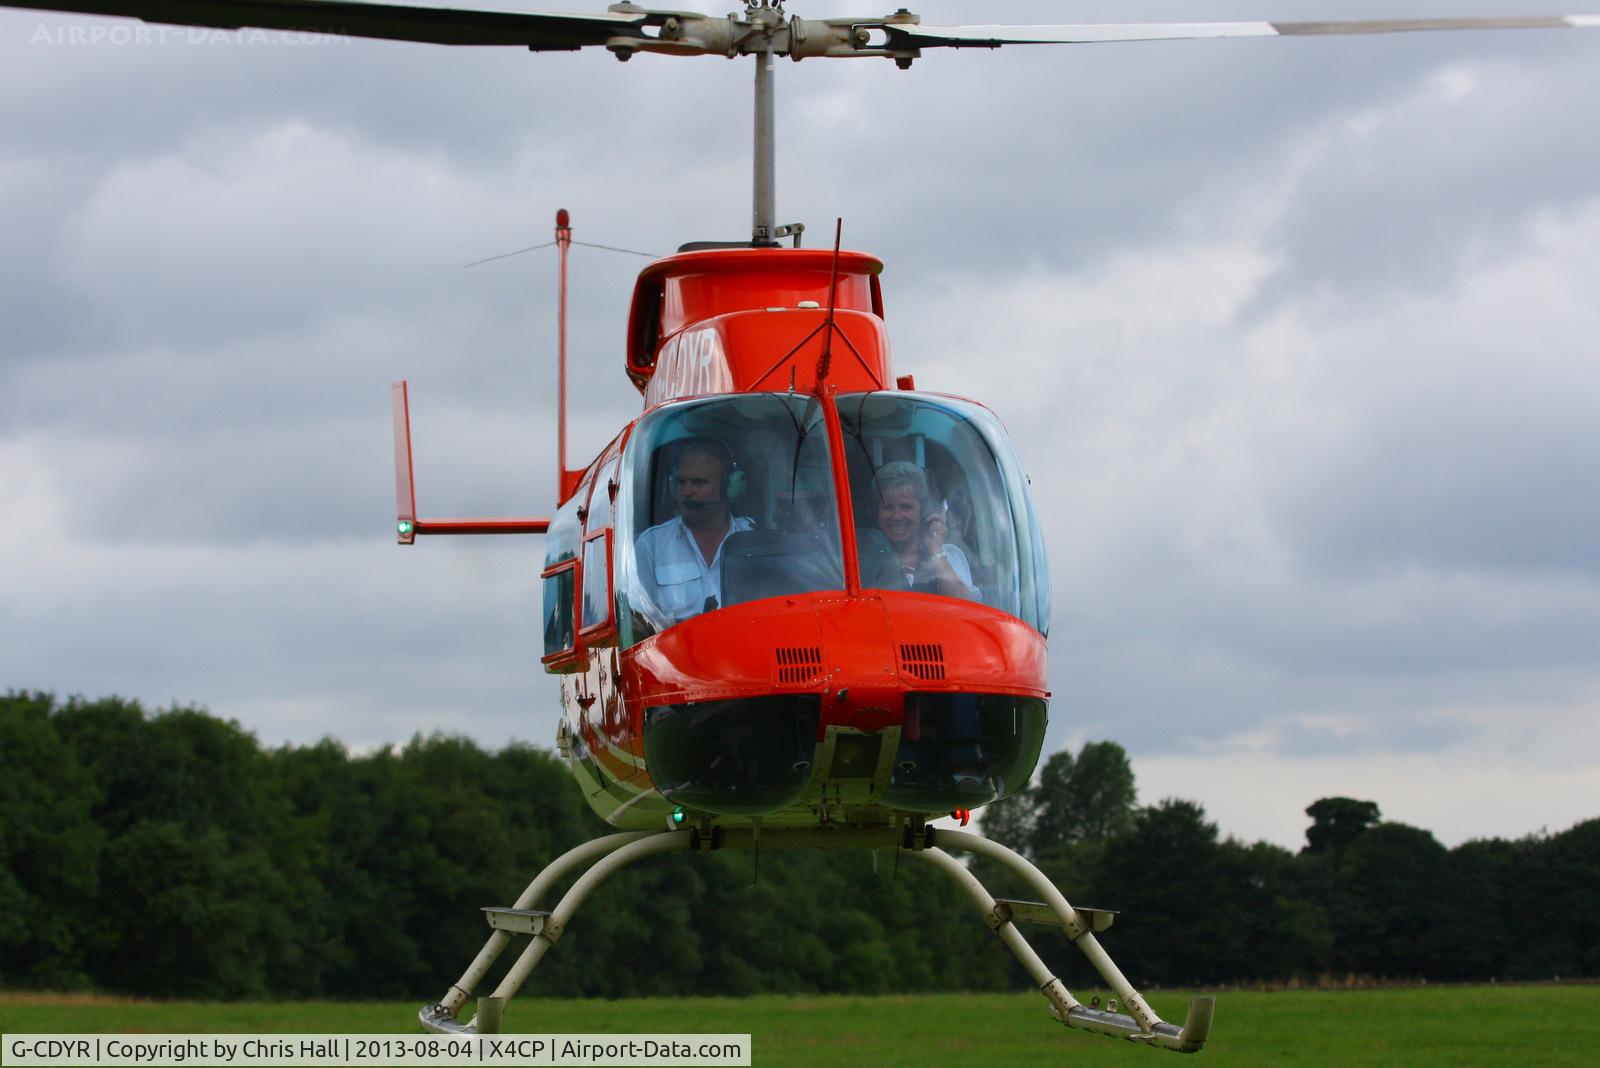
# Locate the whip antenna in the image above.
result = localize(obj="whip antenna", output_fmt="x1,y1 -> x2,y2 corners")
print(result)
814,218 -> 844,385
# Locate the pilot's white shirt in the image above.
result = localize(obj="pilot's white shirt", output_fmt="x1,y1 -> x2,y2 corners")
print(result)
635,514 -> 756,625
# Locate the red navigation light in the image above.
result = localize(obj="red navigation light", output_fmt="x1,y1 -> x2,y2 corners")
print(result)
952,809 -> 971,827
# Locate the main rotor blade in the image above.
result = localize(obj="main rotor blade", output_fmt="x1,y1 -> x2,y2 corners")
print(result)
0,0 -> 649,49
891,15 -> 1600,50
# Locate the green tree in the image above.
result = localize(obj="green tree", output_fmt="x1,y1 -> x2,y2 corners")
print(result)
978,788 -> 1036,855
1502,819 -> 1600,979
1094,798 -> 1227,985
0,692 -> 103,987
1031,741 -> 1137,854
1216,839 -> 1333,981
1545,819 -> 1600,976
1326,821 -> 1489,979
16,690 -> 1595,995
50,697 -> 312,997
1303,797 -> 1382,855
94,820 -> 289,997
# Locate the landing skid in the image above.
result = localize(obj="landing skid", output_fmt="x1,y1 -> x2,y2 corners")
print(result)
418,826 -> 1214,1054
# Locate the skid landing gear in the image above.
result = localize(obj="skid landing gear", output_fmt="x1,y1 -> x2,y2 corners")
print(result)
418,826 -> 1214,1054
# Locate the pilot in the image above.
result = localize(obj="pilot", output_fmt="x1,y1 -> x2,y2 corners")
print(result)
634,437 -> 755,625
873,461 -> 980,601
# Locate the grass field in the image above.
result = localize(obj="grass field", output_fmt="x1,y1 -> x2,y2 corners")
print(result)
4,986 -> 1598,1066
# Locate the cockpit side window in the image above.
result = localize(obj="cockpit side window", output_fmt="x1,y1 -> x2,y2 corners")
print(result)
541,487 -> 586,665
585,458 -> 619,535
615,394 -> 844,646
838,392 -> 1050,633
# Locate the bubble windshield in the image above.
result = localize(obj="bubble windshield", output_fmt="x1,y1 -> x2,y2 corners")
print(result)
617,394 -> 844,646
837,392 -> 1050,633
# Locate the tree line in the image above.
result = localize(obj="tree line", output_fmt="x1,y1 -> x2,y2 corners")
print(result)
1,692 -> 1595,998
976,742 -> 1599,987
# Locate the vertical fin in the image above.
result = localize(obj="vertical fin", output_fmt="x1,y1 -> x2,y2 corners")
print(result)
392,380 -> 418,545
556,208 -> 573,497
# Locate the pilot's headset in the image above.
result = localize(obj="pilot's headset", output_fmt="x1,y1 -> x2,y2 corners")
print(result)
670,437 -> 746,501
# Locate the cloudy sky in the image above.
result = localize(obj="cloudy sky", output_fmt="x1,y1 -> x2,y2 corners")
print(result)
2,1 -> 1597,850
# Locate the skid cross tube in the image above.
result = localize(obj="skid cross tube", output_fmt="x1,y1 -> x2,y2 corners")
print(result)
419,826 -> 1212,1052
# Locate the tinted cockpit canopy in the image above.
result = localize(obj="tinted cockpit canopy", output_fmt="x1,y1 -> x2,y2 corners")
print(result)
613,391 -> 1049,645
616,393 -> 844,645
838,392 -> 1050,633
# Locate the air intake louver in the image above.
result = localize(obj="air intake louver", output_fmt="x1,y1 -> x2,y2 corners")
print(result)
775,646 -> 824,686
899,642 -> 946,681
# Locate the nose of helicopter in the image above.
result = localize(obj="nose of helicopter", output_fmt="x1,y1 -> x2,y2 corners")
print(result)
631,590 -> 1048,819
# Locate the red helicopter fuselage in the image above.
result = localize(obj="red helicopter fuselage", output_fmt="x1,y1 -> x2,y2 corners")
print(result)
542,246 -> 1051,831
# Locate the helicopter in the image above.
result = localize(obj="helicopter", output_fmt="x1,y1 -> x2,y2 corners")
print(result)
5,0 -> 1598,1055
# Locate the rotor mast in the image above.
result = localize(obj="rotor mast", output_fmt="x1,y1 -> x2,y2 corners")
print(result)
743,2 -> 789,245
753,46 -> 776,244
605,1 -> 933,244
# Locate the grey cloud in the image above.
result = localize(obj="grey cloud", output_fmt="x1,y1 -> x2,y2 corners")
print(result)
3,2 -> 1599,843
1279,395 -> 1600,579
1257,57 -> 1600,306
1264,711 -> 1471,758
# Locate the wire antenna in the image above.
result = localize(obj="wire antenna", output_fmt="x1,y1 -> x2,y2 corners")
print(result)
466,238 -> 657,268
